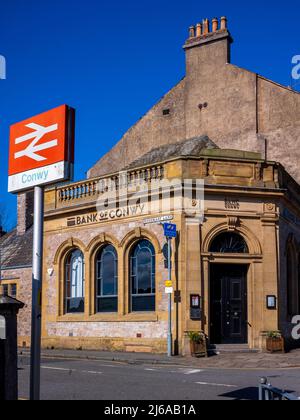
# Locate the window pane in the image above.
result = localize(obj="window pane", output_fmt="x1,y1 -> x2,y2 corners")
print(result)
97,297 -> 118,313
210,233 -> 249,254
102,251 -> 117,295
96,245 -> 118,313
137,248 -> 152,293
10,284 -> 17,298
132,295 -> 155,312
130,240 -> 156,312
67,298 -> 85,314
65,249 -> 85,314
2,285 -> 8,295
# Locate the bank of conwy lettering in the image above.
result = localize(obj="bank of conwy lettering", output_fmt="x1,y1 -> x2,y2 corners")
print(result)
1,17 -> 300,353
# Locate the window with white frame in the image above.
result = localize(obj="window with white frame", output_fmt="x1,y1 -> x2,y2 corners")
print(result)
65,249 -> 85,314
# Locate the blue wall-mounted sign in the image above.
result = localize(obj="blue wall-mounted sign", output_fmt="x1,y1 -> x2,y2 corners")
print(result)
163,223 -> 177,238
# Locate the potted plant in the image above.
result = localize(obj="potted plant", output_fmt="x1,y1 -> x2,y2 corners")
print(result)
266,331 -> 285,353
188,331 -> 207,358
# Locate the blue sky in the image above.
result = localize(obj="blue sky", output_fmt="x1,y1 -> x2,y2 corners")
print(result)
0,0 -> 299,229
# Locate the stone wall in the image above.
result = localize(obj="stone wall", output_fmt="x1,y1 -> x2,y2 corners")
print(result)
42,218 -> 171,353
88,79 -> 186,179
0,267 -> 32,347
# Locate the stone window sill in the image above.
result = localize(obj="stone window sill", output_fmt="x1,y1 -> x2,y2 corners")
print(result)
56,313 -> 159,323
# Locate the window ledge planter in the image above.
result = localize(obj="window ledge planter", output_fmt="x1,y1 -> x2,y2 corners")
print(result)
188,332 -> 208,358
266,332 -> 285,354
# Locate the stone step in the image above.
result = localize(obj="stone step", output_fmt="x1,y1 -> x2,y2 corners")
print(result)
208,344 -> 260,355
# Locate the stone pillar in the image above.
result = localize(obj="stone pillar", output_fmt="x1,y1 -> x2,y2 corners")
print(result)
0,293 -> 24,400
182,220 -> 202,355
260,210 -> 280,346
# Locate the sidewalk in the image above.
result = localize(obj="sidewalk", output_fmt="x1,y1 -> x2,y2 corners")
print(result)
18,347 -> 300,370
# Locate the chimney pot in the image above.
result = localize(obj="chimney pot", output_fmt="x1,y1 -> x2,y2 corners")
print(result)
196,23 -> 202,38
212,18 -> 218,32
189,26 -> 196,38
220,16 -> 227,31
203,19 -> 210,35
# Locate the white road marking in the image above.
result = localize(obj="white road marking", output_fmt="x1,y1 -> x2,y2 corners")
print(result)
184,369 -> 203,375
34,366 -> 103,375
196,381 -> 237,388
95,364 -> 119,368
41,366 -> 71,372
145,368 -> 158,372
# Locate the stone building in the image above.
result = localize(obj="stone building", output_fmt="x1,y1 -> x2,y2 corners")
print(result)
2,17 -> 300,353
42,132 -> 300,353
0,193 -> 33,348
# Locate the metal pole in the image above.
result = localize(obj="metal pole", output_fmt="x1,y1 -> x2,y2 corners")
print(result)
167,237 -> 172,357
259,377 -> 268,401
30,186 -> 44,401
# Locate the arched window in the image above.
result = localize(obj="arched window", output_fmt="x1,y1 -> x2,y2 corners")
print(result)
65,249 -> 85,313
210,232 -> 249,254
96,245 -> 118,313
130,240 -> 156,312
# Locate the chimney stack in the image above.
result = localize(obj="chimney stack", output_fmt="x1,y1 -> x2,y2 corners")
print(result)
185,16 -> 231,41
17,192 -> 34,236
184,16 -> 232,64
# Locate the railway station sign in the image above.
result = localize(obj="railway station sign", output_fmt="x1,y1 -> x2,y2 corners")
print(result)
8,105 -> 75,193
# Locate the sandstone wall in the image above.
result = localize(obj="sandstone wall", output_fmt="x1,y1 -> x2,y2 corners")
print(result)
1,267 -> 32,347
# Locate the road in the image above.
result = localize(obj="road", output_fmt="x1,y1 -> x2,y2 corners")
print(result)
18,355 -> 300,400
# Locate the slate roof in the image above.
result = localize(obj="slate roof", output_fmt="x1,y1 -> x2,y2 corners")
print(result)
124,135 -> 218,170
0,227 -> 33,269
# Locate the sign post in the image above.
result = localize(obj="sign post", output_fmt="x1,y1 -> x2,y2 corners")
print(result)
167,236 -> 172,357
8,105 -> 75,400
163,223 -> 177,357
30,186 -> 44,401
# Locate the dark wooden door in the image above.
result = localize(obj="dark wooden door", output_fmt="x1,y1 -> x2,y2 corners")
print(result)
210,265 -> 248,344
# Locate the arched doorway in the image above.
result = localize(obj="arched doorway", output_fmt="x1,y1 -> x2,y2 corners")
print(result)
209,232 -> 249,345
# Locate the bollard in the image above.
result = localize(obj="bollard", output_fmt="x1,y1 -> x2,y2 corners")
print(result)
0,292 -> 24,401
259,377 -> 268,401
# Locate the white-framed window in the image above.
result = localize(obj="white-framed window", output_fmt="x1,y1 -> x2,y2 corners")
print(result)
65,249 -> 85,314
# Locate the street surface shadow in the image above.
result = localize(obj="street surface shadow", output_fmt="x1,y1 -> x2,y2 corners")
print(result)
219,387 -> 259,400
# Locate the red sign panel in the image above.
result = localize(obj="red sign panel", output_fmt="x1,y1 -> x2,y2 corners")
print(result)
8,105 -> 75,193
